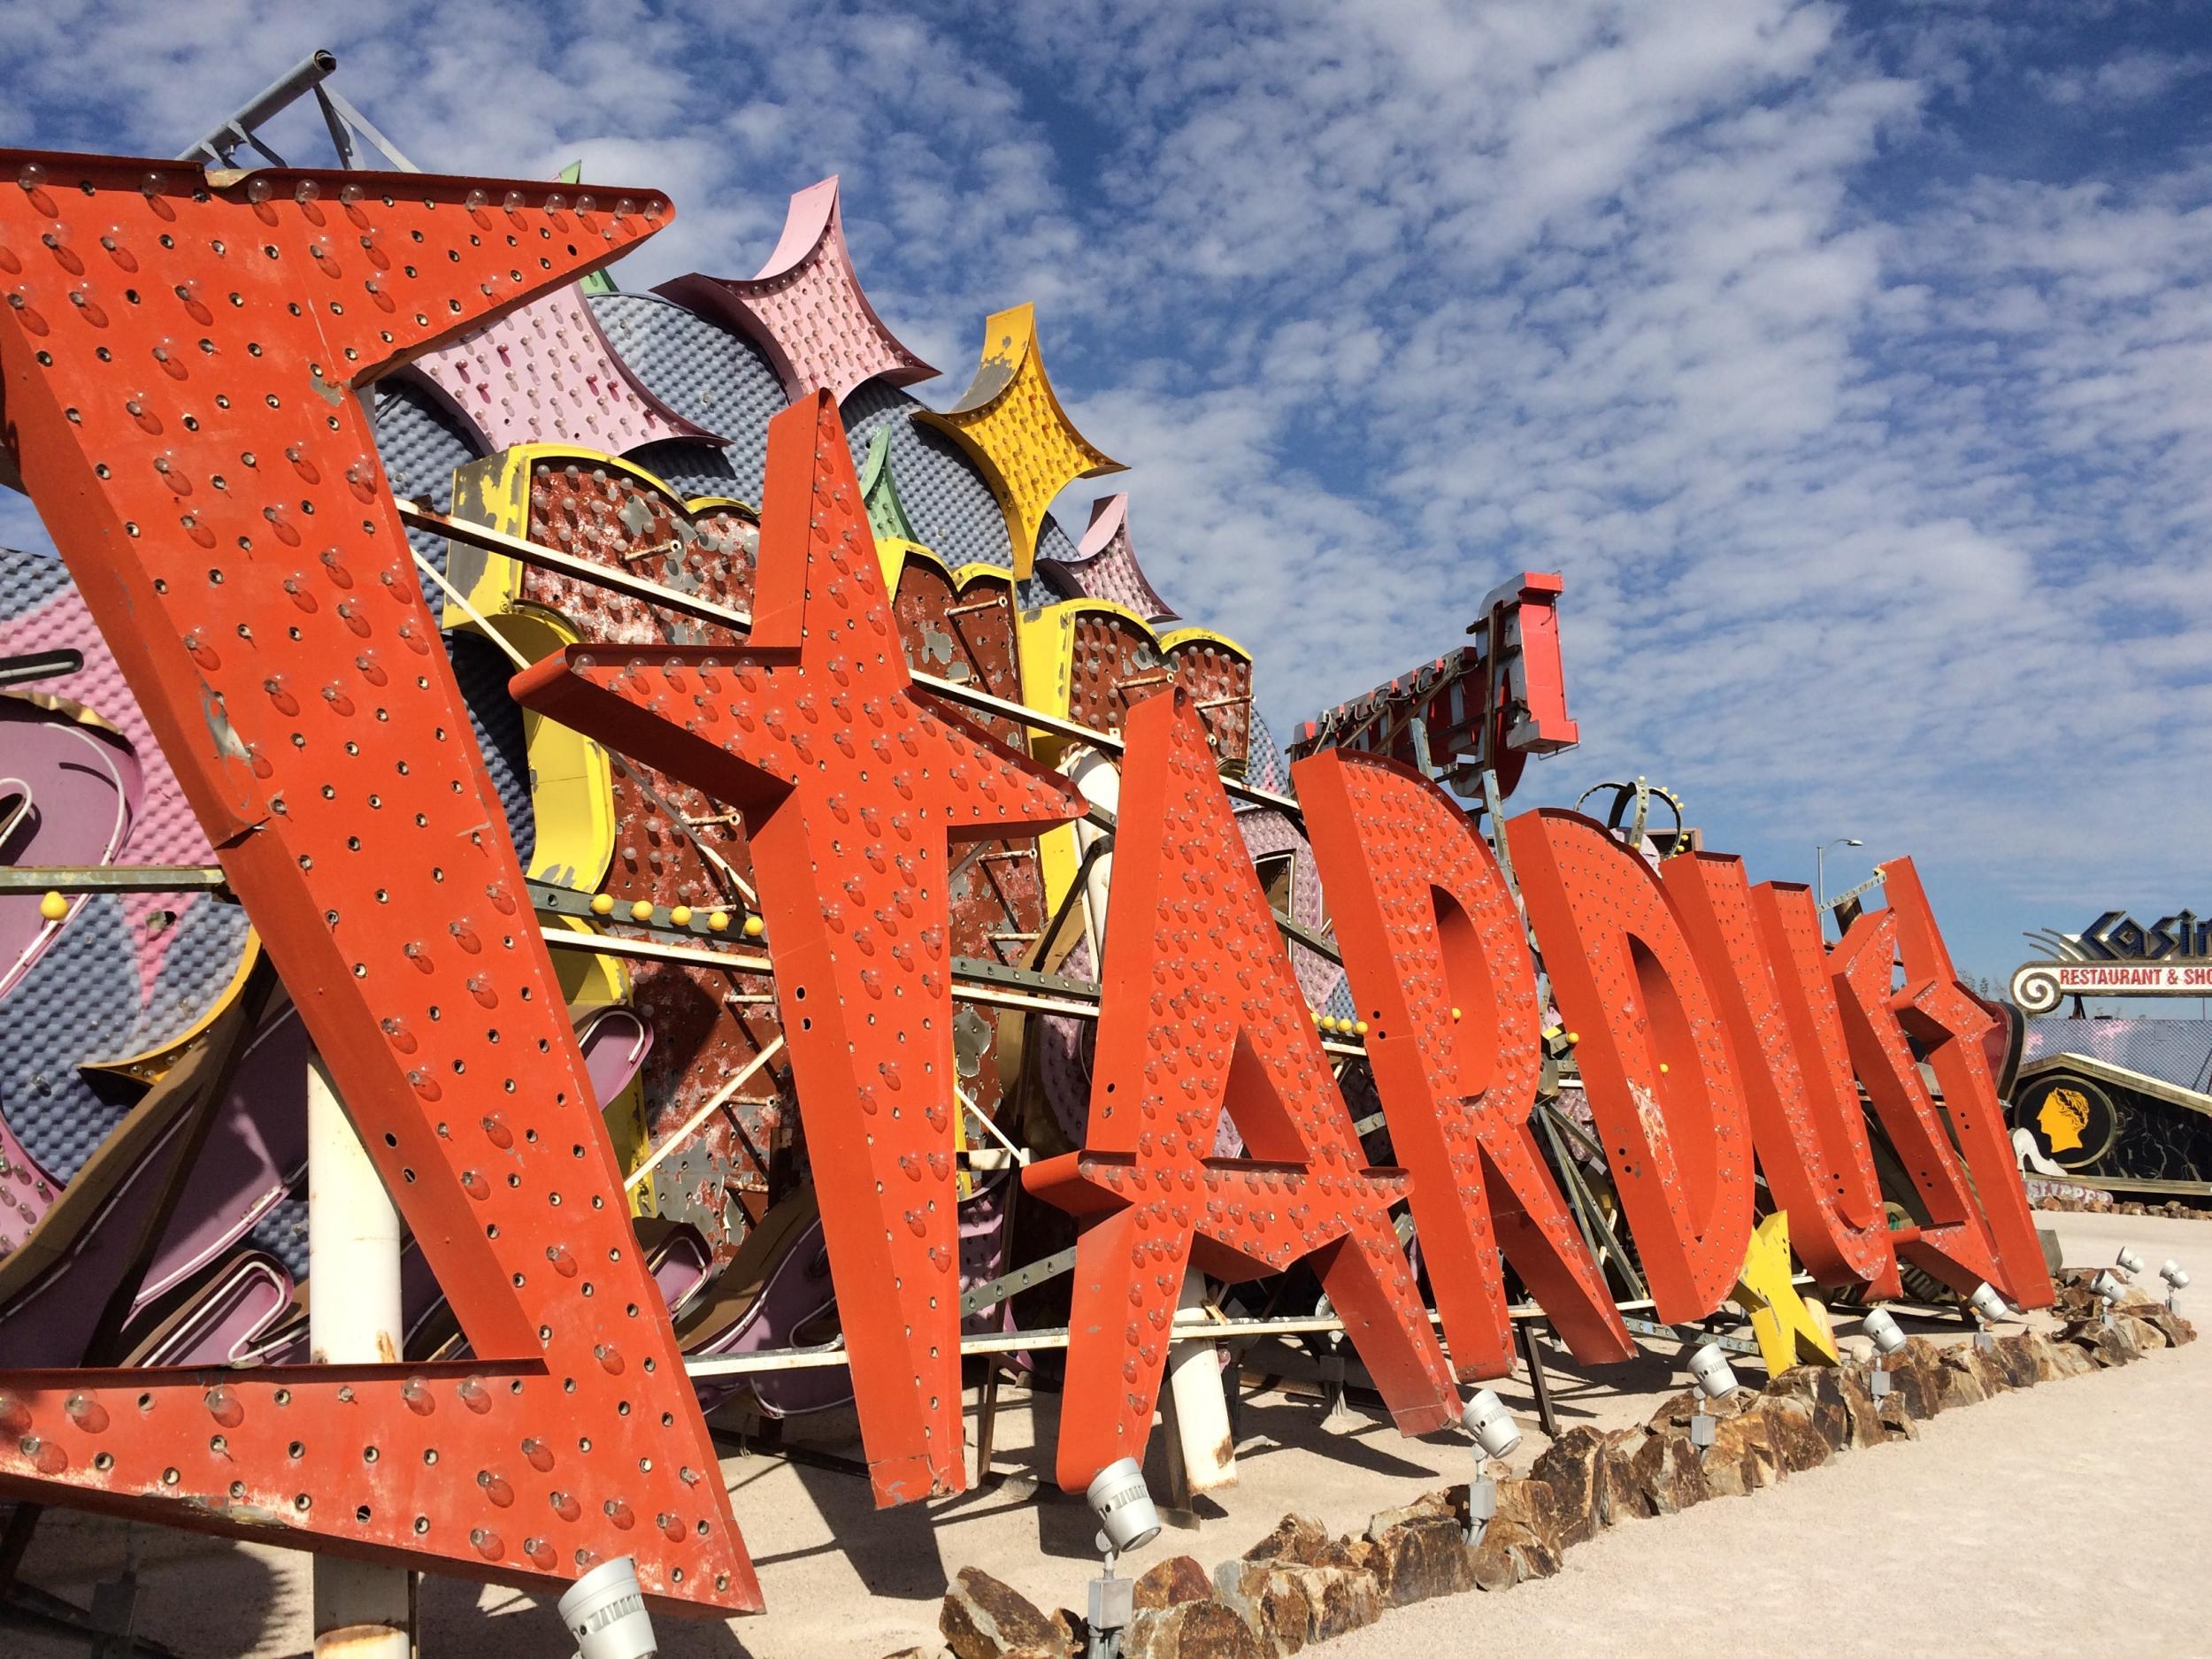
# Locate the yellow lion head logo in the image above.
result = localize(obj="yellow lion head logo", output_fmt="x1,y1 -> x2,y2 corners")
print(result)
2038,1087 -> 2092,1155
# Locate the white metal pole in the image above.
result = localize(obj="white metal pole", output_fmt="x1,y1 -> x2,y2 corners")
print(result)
1164,1271 -> 1238,1494
306,1053 -> 414,1659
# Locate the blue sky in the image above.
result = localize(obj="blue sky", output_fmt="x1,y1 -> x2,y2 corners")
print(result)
3,0 -> 2209,989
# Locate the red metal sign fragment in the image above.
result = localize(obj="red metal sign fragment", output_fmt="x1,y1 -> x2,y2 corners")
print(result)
1829,908 -> 2006,1300
1849,863 -> 2052,1310
1025,690 -> 1461,1492
1504,810 -> 1754,1322
511,391 -> 1087,1505
0,151 -> 757,1612
1294,749 -> 1632,1377
1663,857 -> 1896,1292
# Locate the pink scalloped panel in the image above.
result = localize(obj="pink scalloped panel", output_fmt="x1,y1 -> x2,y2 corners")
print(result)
657,176 -> 937,404
2,579 -> 217,1010
407,282 -> 720,454
1038,493 -> 1177,622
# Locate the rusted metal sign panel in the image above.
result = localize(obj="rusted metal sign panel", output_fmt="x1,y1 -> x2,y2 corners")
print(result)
1505,810 -> 1755,1324
1025,689 -> 1461,1492
0,151 -> 759,1613
511,391 -> 1086,1507
1295,749 -> 1634,1377
447,448 -> 785,1244
886,548 -> 1045,1123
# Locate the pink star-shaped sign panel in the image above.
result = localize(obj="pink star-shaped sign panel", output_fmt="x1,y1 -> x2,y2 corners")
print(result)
657,176 -> 936,404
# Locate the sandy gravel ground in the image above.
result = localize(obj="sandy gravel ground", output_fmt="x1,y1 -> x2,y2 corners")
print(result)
10,1208 -> 2208,1658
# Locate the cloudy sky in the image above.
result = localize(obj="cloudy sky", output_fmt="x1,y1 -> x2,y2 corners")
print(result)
3,0 -> 2208,987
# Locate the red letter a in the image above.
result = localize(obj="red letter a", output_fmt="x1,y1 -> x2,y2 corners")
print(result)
1294,749 -> 1632,1377
1025,692 -> 1459,1490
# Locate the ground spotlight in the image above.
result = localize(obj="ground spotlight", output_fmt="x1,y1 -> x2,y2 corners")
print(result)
1861,1307 -> 1907,1398
2116,1246 -> 2146,1278
1965,1280 -> 2009,1345
1082,1459 -> 1159,1659
1687,1340 -> 1739,1401
1862,1307 -> 1908,1357
1465,1386 -> 1522,1462
2161,1259 -> 2191,1310
558,1556 -> 658,1659
1461,1387 -> 1518,1544
1086,1456 -> 1161,1561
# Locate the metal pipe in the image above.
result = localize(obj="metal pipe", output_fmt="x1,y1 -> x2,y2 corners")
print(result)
306,1056 -> 411,1658
401,498 -> 1306,818
175,50 -> 338,165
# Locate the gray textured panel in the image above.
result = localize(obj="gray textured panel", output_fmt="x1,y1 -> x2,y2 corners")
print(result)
589,292 -> 782,502
4,897 -> 142,1180
3,889 -> 255,1185
247,1196 -> 310,1280
1,545 -> 69,613
841,381 -> 1016,571
624,437 -> 753,504
2024,1017 -> 2212,1094
374,379 -> 481,580
1036,515 -> 1080,567
446,630 -> 535,871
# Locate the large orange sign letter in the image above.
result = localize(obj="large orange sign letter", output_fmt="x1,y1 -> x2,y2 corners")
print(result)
0,151 -> 756,1611
514,392 -> 1086,1503
1294,750 -> 1632,1377
1662,856 -> 1895,1292
1504,811 -> 1754,1321
1829,865 -> 2052,1309
1025,692 -> 1459,1490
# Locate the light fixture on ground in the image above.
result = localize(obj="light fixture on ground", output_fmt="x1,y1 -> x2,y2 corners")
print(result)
1686,1340 -> 1738,1456
2161,1259 -> 2191,1311
1965,1280 -> 2009,1348
1861,1307 -> 1907,1398
2090,1269 -> 2127,1325
1082,1458 -> 1161,1659
558,1556 -> 658,1659
2116,1246 -> 2147,1278
1463,1387 -> 1520,1544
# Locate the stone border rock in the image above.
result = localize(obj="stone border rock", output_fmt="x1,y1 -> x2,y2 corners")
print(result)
2035,1194 -> 2212,1221
918,1271 -> 2193,1659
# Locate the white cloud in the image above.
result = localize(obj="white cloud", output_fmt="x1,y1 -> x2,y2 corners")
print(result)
3,0 -> 2209,976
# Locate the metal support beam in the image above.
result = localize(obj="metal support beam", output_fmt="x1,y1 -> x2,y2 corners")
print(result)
305,1057 -> 412,1659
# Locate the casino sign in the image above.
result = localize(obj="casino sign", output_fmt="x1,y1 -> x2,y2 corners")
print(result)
2011,909 -> 2212,1014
